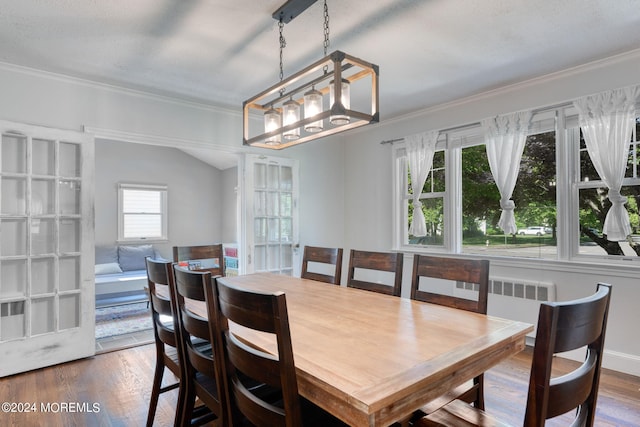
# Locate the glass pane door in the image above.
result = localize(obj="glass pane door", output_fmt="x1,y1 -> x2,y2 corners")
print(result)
243,154 -> 298,275
0,121 -> 94,376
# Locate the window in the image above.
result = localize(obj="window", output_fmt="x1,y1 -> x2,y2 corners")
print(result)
462,130 -> 557,259
118,183 -> 168,242
574,117 -> 640,257
393,105 -> 640,264
399,149 -> 446,246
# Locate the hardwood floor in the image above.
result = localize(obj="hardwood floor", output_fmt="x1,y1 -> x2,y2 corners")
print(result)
0,344 -> 638,426
483,347 -> 640,426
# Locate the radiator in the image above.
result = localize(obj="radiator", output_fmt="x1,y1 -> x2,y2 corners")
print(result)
455,277 -> 557,339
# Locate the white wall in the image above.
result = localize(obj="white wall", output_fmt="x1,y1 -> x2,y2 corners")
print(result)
221,167 -> 239,243
289,140 -> 346,247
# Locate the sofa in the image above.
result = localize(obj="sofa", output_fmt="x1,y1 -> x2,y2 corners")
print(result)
95,244 -> 161,307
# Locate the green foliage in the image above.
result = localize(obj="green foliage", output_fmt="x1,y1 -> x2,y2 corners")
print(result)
461,145 -> 500,228
461,132 -> 557,236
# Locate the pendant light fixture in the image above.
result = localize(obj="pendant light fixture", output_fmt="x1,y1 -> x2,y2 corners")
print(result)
243,0 -> 379,149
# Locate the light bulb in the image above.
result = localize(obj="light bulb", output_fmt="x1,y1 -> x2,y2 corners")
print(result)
303,88 -> 323,132
329,78 -> 350,125
264,107 -> 282,145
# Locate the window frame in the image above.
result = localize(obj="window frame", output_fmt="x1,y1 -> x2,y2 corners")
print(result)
117,183 -> 168,243
392,105 -> 640,267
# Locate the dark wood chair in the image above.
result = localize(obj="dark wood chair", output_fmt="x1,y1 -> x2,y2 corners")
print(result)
415,283 -> 612,427
346,249 -> 403,296
171,266 -> 227,427
301,245 -> 343,285
173,244 -> 224,277
144,257 -> 183,427
213,278 -> 347,427
410,255 -> 490,416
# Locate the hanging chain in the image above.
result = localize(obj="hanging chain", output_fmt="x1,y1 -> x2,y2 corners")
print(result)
279,19 -> 286,96
322,0 -> 330,73
323,0 -> 330,56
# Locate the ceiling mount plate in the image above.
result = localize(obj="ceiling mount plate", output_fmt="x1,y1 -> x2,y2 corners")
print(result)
272,0 -> 318,23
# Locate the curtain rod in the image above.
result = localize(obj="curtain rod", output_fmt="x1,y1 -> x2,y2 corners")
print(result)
379,122 -> 480,145
379,101 -> 576,146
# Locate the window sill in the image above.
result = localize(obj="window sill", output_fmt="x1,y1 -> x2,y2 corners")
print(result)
394,246 -> 640,279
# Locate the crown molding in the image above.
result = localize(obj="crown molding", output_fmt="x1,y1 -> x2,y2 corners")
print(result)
83,126 -> 242,154
0,61 -> 241,117
385,47 -> 640,126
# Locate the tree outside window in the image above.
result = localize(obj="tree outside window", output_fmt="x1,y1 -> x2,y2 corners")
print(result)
462,131 -> 557,259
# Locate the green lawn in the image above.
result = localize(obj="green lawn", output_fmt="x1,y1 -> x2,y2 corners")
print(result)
463,234 -> 556,246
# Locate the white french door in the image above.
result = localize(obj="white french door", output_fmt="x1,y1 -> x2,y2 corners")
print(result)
0,120 -> 95,376
242,154 -> 299,275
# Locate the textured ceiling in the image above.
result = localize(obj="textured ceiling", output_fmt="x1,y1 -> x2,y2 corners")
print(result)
1,0 -> 640,167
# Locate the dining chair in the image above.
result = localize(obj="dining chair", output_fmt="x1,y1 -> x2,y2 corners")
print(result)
173,244 -> 224,277
346,249 -> 403,296
415,282 -> 612,427
171,266 -> 227,427
144,257 -> 184,427
213,278 -> 348,427
301,245 -> 343,285
410,254 -> 490,415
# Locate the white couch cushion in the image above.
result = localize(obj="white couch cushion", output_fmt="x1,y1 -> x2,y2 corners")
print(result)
95,262 -> 123,275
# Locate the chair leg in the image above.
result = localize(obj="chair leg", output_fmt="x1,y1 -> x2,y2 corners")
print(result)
179,380 -> 195,427
474,374 -> 485,411
146,357 -> 165,427
173,375 -> 187,427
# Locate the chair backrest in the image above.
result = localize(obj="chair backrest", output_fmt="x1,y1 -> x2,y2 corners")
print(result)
347,250 -> 403,296
145,257 -> 179,350
171,266 -> 227,422
301,245 -> 343,285
214,279 -> 302,427
173,244 -> 224,277
410,254 -> 489,314
524,283 -> 611,427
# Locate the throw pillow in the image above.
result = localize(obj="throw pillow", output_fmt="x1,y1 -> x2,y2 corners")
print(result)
95,245 -> 118,264
95,262 -> 123,275
118,244 -> 155,271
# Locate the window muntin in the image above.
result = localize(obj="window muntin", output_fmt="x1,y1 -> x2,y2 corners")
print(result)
118,184 -> 168,242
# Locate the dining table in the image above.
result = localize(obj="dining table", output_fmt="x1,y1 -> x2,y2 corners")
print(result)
191,272 -> 533,426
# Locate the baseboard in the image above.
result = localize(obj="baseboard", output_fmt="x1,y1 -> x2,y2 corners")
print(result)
525,337 -> 640,377
601,349 -> 640,377
96,291 -> 148,308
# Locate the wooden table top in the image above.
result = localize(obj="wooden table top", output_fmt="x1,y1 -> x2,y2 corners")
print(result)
210,273 -> 533,427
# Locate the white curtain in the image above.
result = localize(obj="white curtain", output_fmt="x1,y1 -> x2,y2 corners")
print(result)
405,131 -> 439,237
483,111 -> 532,235
573,86 -> 640,241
